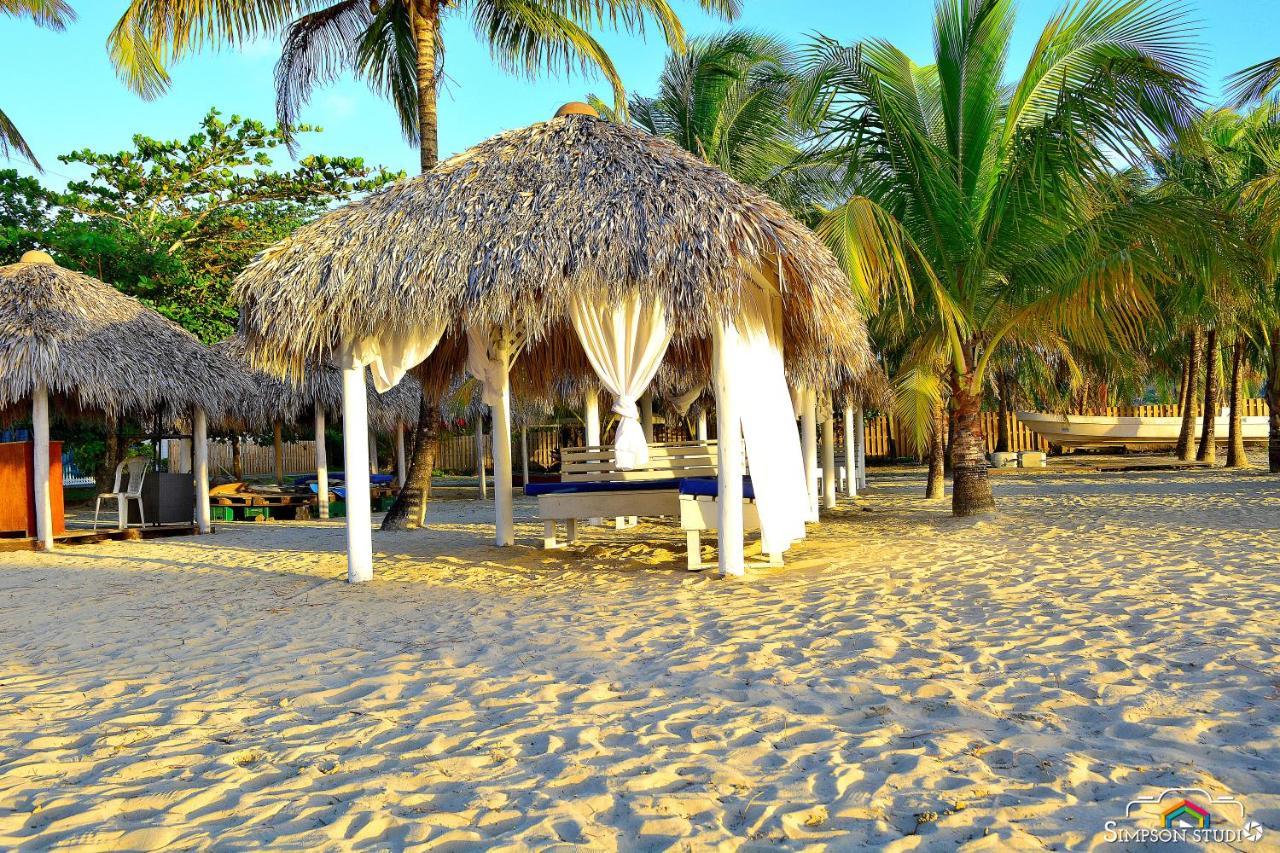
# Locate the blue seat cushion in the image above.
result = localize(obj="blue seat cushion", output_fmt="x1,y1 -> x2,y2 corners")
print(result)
679,477 -> 755,500
525,478 -> 683,497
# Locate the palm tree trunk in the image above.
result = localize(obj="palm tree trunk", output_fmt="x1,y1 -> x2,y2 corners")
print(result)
1176,328 -> 1200,461
1269,333 -> 1280,473
231,433 -> 243,481
925,397 -> 946,499
1197,329 -> 1219,464
1226,336 -> 1249,469
383,0 -> 442,531
951,369 -> 995,516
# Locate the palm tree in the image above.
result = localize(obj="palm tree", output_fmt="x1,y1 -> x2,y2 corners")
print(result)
798,0 -> 1200,515
108,0 -> 739,528
1,0 -> 75,168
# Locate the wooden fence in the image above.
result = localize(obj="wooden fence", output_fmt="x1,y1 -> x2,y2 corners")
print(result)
408,399 -> 1280,475
166,439 -> 318,478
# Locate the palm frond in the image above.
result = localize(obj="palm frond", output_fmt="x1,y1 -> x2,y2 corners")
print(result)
0,0 -> 74,28
0,107 -> 40,168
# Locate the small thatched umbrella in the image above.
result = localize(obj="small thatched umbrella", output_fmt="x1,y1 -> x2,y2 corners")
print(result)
236,104 -> 873,581
0,252 -> 247,546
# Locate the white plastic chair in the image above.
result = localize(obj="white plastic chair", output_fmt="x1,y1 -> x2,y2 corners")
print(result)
94,458 -> 149,530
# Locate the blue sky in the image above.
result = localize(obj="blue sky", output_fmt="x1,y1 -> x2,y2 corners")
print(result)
3,0 -> 1278,186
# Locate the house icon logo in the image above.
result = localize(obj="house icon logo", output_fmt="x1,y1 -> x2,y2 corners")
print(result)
1161,799 -> 1210,829
1104,786 -> 1266,844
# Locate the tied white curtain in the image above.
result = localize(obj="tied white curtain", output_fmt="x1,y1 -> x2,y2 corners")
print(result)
726,298 -> 808,555
344,320 -> 447,392
669,383 -> 705,418
465,324 -> 505,407
570,293 -> 672,469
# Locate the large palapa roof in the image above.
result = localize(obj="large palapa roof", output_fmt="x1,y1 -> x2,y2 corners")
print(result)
235,110 -> 871,389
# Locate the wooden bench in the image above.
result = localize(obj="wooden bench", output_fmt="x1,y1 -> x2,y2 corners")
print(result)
678,479 -> 769,571
529,442 -> 719,548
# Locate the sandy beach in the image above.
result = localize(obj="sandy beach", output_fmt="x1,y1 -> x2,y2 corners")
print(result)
1,468 -> 1277,850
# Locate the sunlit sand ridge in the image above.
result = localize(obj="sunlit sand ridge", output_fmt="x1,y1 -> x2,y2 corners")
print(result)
0,470 -> 1277,849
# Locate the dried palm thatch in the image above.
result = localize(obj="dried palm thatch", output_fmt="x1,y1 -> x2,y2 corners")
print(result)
237,112 -> 871,389
0,254 -> 246,422
213,336 -> 421,433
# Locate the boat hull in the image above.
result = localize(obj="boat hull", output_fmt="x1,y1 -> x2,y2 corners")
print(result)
1016,411 -> 1269,449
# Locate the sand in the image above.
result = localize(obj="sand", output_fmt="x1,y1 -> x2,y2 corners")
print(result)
0,469 -> 1277,850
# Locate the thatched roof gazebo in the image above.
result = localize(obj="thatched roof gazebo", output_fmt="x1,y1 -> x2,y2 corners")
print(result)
236,104 -> 872,582
0,252 -> 247,546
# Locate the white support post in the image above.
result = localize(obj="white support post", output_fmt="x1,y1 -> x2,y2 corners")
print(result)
585,387 -> 602,526
395,422 -> 407,488
315,407 -> 330,519
492,332 -> 515,547
713,324 -> 744,577
696,409 -> 709,441
193,407 -> 211,534
821,391 -> 837,510
474,418 -> 487,499
801,387 -> 819,522
520,426 -> 530,487
32,384 -> 54,551
640,391 -> 655,443
342,364 -> 374,583
856,405 -> 867,488
843,402 -> 857,497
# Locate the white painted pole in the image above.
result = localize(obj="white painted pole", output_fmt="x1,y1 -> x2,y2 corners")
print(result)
32,384 -> 54,551
640,391 -> 655,443
856,405 -> 867,488
696,409 -> 709,442
520,426 -> 530,486
584,387 -> 602,526
801,388 -> 819,522
341,365 -> 374,583
712,325 -> 744,577
493,333 -> 515,547
314,407 -> 330,519
395,423 -> 407,488
193,407 -> 211,534
821,391 -> 837,510
474,418 -> 487,499
843,402 -> 857,497
585,387 -> 601,446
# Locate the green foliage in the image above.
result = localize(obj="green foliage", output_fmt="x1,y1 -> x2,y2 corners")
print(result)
1,108 -> 400,342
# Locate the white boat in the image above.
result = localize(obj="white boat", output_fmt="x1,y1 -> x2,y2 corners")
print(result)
1016,409 -> 1270,449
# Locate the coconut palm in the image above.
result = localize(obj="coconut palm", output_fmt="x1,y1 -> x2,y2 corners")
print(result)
108,0 -> 739,529
797,0 -> 1200,515
1,0 -> 75,168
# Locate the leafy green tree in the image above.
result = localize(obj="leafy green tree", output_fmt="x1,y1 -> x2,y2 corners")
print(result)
798,0 -> 1201,516
1,109 -> 398,341
1,0 -> 76,167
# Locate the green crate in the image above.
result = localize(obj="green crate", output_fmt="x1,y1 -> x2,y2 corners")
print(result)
328,501 -> 346,518
375,495 -> 396,512
244,507 -> 272,521
211,506 -> 236,522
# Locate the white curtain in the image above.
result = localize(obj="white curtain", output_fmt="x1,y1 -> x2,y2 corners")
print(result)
345,320 -> 448,392
669,383 -> 705,418
727,290 -> 808,554
570,293 -> 672,469
465,324 -> 505,406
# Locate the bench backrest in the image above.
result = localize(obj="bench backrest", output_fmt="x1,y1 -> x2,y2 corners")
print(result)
562,441 -> 722,482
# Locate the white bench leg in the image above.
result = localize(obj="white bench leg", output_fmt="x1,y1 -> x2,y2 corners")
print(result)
542,520 -> 562,550
767,551 -> 784,567
565,518 -> 578,544
686,530 -> 702,571
614,516 -> 627,530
